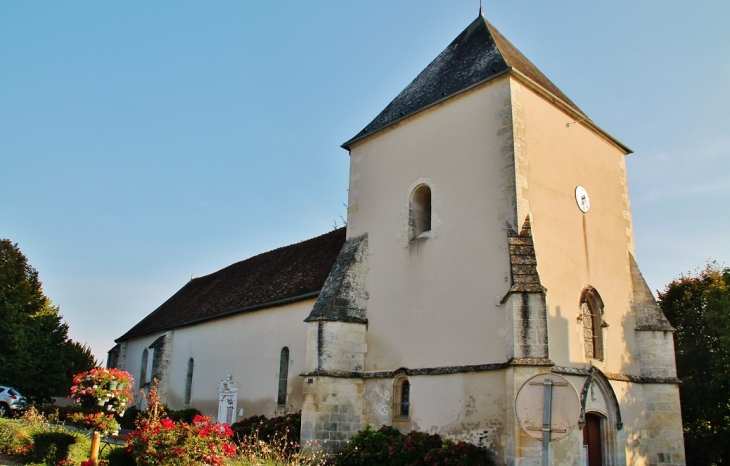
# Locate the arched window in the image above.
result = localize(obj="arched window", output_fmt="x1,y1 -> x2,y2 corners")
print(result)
580,287 -> 606,361
140,348 -> 149,387
277,347 -> 290,406
410,185 -> 432,240
393,376 -> 411,421
184,358 -> 194,406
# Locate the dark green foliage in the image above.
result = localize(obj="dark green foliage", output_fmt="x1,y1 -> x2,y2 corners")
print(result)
336,425 -> 495,466
165,407 -> 202,424
27,431 -> 77,464
659,262 -> 730,465
118,405 -> 141,430
0,239 -> 97,403
107,446 -> 137,466
63,340 -> 99,385
231,412 -> 301,453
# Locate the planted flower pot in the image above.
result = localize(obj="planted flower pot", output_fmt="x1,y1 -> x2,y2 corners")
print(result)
108,381 -> 119,390
97,399 -> 105,406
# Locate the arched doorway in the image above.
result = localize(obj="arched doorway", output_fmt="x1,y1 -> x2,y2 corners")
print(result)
583,412 -> 604,465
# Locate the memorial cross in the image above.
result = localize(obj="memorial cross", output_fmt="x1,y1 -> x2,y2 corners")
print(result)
526,378 -> 569,465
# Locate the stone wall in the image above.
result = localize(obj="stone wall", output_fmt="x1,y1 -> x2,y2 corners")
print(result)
301,321 -> 367,453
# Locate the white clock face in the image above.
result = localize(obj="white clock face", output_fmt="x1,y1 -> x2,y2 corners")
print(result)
575,186 -> 590,213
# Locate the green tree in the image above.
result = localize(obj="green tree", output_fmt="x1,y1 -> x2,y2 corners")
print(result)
658,262 -> 730,465
0,239 -> 96,404
62,340 -> 99,391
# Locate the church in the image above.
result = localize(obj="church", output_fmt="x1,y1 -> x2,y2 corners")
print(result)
109,12 -> 686,465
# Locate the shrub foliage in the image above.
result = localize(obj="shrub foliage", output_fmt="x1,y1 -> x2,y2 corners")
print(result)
337,425 -> 495,466
659,262 -> 730,465
231,412 -> 301,451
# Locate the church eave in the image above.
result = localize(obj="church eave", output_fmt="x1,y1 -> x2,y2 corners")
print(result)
115,290 -> 321,343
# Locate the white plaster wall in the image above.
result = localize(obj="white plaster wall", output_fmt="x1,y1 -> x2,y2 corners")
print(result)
124,298 -> 315,420
363,372 -> 507,458
511,79 -> 638,375
347,78 -> 514,370
122,332 -> 168,395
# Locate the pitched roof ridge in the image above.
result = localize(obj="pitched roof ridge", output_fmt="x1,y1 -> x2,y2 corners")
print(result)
342,15 -> 585,150
193,227 -> 346,281
483,19 -> 582,114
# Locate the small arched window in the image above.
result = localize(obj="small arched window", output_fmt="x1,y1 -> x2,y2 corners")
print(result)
184,358 -> 194,406
410,185 -> 432,240
580,287 -> 606,361
393,376 -> 411,421
140,348 -> 149,387
277,347 -> 290,406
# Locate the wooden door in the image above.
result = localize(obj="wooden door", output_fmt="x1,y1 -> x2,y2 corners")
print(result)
583,413 -> 603,466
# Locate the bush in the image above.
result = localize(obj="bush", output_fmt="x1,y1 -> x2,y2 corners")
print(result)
231,412 -> 301,451
118,405 -> 141,430
107,446 -> 137,466
336,425 -> 495,466
27,431 -> 78,464
0,417 -> 34,457
165,407 -> 202,424
126,383 -> 236,466
0,415 -> 92,465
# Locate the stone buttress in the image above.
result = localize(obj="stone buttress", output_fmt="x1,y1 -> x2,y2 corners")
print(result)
630,254 -> 686,465
500,217 -> 555,464
300,233 -> 369,452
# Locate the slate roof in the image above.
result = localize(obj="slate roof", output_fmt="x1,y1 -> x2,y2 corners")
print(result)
343,14 -> 583,149
116,228 -> 347,341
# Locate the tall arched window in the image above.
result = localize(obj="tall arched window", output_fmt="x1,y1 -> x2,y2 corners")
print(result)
410,185 -> 432,240
140,348 -> 149,387
277,347 -> 290,406
580,287 -> 606,361
393,375 -> 411,421
184,358 -> 194,406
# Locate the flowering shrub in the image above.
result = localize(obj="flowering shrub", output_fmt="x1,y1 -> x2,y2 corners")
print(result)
67,412 -> 121,437
0,418 -> 33,457
70,368 -> 134,414
336,425 -> 495,466
127,414 -> 236,466
126,383 -> 236,466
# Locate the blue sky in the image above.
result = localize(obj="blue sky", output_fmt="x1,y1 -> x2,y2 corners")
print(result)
2,1 -> 729,363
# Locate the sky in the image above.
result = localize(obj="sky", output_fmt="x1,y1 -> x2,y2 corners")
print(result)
1,1 -> 729,364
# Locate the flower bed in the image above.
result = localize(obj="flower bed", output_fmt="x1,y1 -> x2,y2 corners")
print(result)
125,383 -> 236,466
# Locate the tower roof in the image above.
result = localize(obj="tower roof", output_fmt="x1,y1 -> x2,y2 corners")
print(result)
342,15 -> 586,149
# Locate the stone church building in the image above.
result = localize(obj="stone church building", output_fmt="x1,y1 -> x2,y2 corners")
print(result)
110,12 -> 686,465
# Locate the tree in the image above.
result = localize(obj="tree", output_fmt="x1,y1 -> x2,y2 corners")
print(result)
658,262 -> 730,465
0,239 -> 97,403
